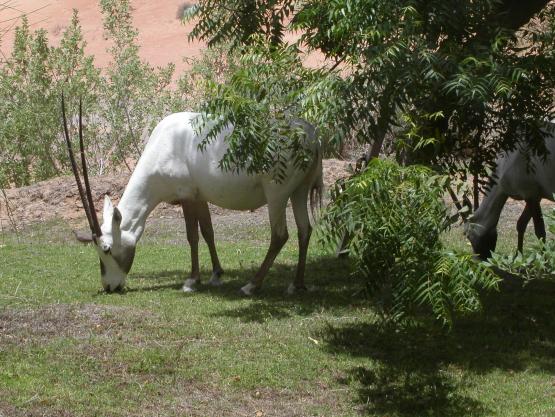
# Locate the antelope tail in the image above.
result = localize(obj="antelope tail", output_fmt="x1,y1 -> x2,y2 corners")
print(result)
309,147 -> 324,223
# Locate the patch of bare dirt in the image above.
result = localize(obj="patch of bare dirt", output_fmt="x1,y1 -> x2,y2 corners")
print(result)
0,174 -> 128,229
0,303 -> 152,346
0,159 -> 352,230
0,404 -> 74,417
168,384 -> 351,417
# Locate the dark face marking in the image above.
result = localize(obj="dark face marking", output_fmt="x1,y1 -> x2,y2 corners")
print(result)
97,243 -> 136,292
112,245 -> 136,274
470,229 -> 498,260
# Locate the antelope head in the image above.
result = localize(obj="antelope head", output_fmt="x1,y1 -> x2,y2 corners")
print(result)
62,95 -> 135,292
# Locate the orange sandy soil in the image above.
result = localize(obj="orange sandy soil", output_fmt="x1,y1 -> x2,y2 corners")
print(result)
0,0 -> 326,74
1,0 -> 203,74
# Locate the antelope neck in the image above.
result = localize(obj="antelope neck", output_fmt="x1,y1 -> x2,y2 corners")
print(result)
117,173 -> 161,242
470,183 -> 508,233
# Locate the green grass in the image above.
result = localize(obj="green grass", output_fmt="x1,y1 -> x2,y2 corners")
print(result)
0,217 -> 554,416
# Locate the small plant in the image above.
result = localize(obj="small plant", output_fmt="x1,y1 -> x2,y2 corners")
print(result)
176,2 -> 195,20
486,204 -> 555,281
98,0 -> 181,169
320,158 -> 499,326
178,42 -> 239,110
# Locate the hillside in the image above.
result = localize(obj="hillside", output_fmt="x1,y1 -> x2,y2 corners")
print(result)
1,0 -> 204,74
0,0 -> 324,73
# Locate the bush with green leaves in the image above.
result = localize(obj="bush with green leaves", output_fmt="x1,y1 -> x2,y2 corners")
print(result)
320,159 -> 499,326
178,42 -> 239,110
486,204 -> 555,281
0,1 -> 189,188
0,13 -> 100,188
193,39 -> 340,179
97,0 -> 181,170
186,0 -> 555,202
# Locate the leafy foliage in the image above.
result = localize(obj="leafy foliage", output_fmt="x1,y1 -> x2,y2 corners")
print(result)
178,42 -> 240,109
319,159 -> 499,326
97,0 -> 180,167
0,1 -> 187,188
185,0 -> 296,47
193,39 -> 339,178
0,13 -> 100,187
486,204 -> 555,281
187,0 -> 555,190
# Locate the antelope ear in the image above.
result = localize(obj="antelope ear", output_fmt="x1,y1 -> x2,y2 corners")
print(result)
111,207 -> 123,244
73,230 -> 93,243
103,195 -> 114,221
112,207 -> 122,228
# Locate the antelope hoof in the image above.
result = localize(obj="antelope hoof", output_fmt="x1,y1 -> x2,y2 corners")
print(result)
239,282 -> 258,296
182,278 -> 199,293
286,283 -> 309,295
207,274 -> 223,287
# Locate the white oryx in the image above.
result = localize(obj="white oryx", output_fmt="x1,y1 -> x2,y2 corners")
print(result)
465,123 -> 555,259
63,97 -> 323,295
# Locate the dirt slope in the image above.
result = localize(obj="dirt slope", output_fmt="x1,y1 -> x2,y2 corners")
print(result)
0,159 -> 351,229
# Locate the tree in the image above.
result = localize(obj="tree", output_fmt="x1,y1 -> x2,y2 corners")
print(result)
186,0 -> 555,189
98,0 -> 179,170
185,1 -> 554,325
0,13 -> 100,188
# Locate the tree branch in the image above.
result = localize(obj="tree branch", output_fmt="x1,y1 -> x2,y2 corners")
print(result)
497,0 -> 551,31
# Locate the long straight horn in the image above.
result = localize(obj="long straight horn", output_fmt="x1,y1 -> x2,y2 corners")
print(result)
78,98 -> 102,238
61,92 -> 95,235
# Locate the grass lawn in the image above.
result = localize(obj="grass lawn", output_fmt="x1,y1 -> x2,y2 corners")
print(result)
0,212 -> 554,416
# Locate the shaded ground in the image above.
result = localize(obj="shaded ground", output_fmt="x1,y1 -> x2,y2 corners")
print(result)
322,276 -> 555,417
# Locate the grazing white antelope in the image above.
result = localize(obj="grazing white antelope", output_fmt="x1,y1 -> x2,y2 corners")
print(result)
63,97 -> 323,295
465,124 -> 555,259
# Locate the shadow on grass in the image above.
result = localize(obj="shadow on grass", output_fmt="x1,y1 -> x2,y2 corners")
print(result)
125,282 -> 183,293
322,276 -> 555,416
343,365 -> 485,417
128,255 -> 360,320
128,256 -> 555,417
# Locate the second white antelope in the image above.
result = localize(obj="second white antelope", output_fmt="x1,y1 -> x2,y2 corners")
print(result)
465,123 -> 555,259
64,98 -> 323,295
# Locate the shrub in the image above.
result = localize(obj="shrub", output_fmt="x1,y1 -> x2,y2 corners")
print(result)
0,14 -> 100,187
97,0 -> 181,170
319,158 -> 499,326
0,2 -> 188,187
177,42 -> 239,111
486,204 -> 555,281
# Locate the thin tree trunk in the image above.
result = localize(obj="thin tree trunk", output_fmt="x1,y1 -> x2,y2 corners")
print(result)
1,188 -> 18,234
473,174 -> 480,211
